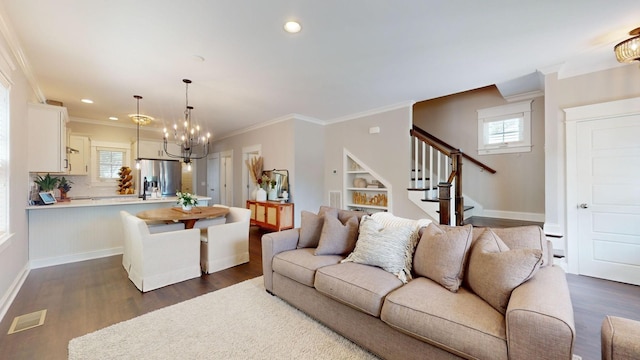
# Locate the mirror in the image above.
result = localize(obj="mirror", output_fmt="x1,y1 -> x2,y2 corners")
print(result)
262,169 -> 290,201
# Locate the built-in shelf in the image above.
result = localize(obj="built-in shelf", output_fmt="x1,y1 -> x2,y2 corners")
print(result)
343,150 -> 391,213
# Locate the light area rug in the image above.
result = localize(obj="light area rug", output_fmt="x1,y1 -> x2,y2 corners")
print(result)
68,277 -> 378,359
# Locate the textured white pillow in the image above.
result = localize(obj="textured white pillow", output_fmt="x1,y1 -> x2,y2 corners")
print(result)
370,212 -> 431,281
342,216 -> 414,283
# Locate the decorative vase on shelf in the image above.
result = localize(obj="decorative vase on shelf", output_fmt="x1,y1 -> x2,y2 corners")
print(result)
250,185 -> 258,200
256,187 -> 267,201
182,204 -> 193,211
267,186 -> 277,201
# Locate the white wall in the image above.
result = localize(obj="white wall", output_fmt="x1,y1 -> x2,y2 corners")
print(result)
209,116 -> 325,227
0,37 -> 36,320
324,104 -> 425,219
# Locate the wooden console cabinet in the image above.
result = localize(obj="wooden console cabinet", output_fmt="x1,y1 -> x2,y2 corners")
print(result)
246,200 -> 294,231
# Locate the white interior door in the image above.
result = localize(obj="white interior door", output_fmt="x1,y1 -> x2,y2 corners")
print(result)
220,151 -> 233,206
576,115 -> 640,285
207,153 -> 220,204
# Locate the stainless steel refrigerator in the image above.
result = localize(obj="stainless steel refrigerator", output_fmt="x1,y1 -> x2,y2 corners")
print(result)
137,159 -> 182,197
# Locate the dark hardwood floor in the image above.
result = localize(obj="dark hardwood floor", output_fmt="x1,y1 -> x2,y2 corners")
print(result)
0,224 -> 638,360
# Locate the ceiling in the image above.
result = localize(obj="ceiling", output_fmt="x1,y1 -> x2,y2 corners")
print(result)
1,1 -> 638,139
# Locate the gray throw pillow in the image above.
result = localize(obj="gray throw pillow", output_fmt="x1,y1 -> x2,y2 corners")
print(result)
413,223 -> 473,292
314,216 -> 359,255
468,229 -> 543,314
341,216 -> 414,282
298,208 -> 338,248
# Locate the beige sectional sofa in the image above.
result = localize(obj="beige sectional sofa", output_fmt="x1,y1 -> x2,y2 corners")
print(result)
262,208 -> 575,360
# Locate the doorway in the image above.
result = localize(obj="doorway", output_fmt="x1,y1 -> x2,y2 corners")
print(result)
566,98 -> 640,285
207,153 -> 220,204
220,150 -> 233,206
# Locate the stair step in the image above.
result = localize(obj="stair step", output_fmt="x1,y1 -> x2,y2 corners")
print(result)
435,205 -> 474,213
407,187 -> 437,191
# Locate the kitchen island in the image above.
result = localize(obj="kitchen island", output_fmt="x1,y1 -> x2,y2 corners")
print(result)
26,196 -> 211,268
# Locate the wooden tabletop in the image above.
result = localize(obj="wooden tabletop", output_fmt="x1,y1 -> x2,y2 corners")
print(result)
136,206 -> 229,229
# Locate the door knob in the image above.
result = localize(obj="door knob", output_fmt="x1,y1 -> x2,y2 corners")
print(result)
579,203 -> 589,209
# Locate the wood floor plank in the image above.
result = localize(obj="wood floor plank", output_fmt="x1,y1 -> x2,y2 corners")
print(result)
0,225 -> 638,360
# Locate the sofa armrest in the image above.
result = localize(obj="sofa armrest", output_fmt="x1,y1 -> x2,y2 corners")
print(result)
261,228 -> 300,293
506,266 -> 575,360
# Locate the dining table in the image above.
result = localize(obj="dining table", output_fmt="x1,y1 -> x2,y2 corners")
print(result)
136,206 -> 229,229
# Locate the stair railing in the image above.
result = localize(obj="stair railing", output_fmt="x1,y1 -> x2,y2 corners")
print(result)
410,125 -> 496,226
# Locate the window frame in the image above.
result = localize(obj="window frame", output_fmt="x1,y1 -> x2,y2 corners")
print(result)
90,141 -> 130,186
477,100 -> 532,155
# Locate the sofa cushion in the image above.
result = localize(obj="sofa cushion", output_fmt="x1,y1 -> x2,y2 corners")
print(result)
370,212 -> 431,282
272,249 -> 343,287
381,277 -> 508,360
342,216 -> 414,282
413,223 -> 473,292
467,229 -> 543,314
315,216 -> 359,256
298,207 -> 338,248
315,262 -> 403,317
491,226 -> 549,267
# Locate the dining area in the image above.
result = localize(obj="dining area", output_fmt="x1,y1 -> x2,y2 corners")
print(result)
122,204 -> 251,292
27,195 -> 251,292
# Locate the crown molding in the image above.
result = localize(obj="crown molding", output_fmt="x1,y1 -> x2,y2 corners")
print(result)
324,101 -> 415,124
0,4 -> 45,101
215,113 -> 323,141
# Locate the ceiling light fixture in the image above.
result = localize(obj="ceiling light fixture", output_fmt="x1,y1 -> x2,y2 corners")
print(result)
81,98 -> 94,104
108,116 -> 118,121
133,95 -> 143,170
614,27 -> 640,63
128,113 -> 154,125
284,21 -> 302,34
162,79 -> 210,171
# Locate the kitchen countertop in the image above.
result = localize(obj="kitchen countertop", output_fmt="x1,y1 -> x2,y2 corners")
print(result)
26,195 -> 212,210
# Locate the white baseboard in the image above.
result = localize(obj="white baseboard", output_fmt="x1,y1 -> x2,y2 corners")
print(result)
0,263 -> 30,323
30,247 -> 123,269
479,209 -> 545,222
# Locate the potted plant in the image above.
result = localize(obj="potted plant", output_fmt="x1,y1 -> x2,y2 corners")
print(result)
57,177 -> 73,200
34,173 -> 59,192
176,192 -> 198,211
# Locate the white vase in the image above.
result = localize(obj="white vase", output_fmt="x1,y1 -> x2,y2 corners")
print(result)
267,187 -> 277,200
250,185 -> 258,200
182,204 -> 193,211
256,188 -> 267,201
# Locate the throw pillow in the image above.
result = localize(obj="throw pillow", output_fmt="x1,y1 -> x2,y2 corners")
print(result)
314,215 -> 359,255
467,229 -> 543,314
341,216 -> 414,282
370,212 -> 431,282
320,206 -> 367,225
413,223 -> 473,292
298,207 -> 338,248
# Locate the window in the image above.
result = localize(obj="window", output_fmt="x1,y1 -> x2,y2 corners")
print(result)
91,141 -> 130,186
98,149 -> 124,179
477,100 -> 532,155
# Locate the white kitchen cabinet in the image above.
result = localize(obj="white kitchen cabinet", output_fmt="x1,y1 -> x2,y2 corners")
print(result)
28,103 -> 69,173
133,140 -> 182,160
67,135 -> 90,175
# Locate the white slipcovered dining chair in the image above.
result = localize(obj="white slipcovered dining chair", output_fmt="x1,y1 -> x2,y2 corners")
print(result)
120,211 -> 201,292
200,206 -> 251,274
120,211 -> 185,274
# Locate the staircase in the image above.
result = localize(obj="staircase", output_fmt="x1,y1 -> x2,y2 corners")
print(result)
408,125 -> 496,225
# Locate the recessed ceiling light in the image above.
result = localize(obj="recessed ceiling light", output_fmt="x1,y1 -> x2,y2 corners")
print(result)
284,21 -> 301,34
108,116 -> 118,121
81,98 -> 94,104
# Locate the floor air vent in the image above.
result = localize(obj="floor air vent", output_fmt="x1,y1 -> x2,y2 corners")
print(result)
7,309 -> 47,334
